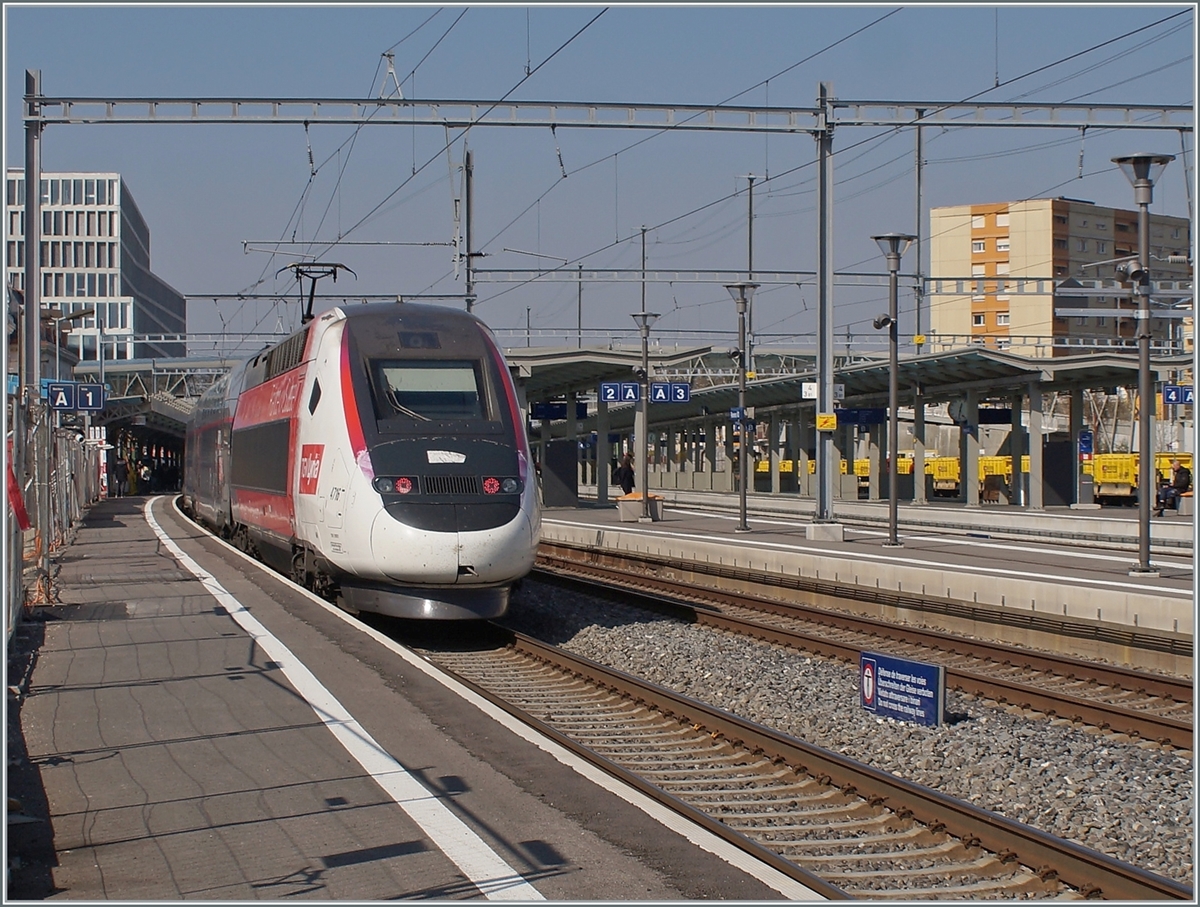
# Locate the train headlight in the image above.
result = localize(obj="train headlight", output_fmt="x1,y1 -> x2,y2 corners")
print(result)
482,477 -> 520,495
501,477 -> 520,494
373,476 -> 418,494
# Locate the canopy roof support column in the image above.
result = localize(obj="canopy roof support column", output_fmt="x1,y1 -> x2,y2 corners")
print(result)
1028,382 -> 1045,511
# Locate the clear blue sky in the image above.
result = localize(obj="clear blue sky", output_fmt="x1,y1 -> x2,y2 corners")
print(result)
3,3 -> 1195,346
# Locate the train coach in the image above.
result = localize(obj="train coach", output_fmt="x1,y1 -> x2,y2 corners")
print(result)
182,302 -> 541,619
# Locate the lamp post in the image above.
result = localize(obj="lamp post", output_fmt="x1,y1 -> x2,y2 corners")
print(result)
631,311 -> 659,521
871,233 -> 916,548
1112,152 -> 1173,576
725,283 -> 758,532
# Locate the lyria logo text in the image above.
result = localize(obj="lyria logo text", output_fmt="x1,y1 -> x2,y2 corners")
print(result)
298,444 -> 324,495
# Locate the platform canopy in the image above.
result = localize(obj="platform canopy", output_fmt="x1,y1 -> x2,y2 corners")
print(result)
548,347 -> 1190,432
503,344 -> 713,401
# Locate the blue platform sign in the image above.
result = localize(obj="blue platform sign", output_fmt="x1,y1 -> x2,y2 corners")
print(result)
47,382 -> 77,410
670,382 -> 691,402
650,382 -> 671,403
860,651 -> 945,727
729,406 -> 745,421
1078,429 -> 1093,456
836,408 -> 887,425
620,382 -> 640,402
1163,384 -> 1194,405
76,383 -> 106,411
599,382 -> 621,403
6,374 -> 17,396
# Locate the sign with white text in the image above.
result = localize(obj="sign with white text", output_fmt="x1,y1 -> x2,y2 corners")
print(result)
860,651 -> 945,727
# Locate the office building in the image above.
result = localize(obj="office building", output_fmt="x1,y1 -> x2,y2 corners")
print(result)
5,170 -> 186,364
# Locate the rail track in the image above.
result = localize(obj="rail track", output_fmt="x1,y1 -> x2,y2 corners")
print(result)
411,626 -> 1190,900
535,546 -> 1194,750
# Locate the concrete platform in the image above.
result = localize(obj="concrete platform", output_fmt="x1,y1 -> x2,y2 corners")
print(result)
6,495 -> 820,901
545,490 -> 1194,640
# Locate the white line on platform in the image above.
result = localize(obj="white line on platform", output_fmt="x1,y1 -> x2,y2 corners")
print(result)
546,517 -> 1192,598
666,508 -> 1194,568
157,498 -> 825,901
852,528 -> 1195,569
143,500 -> 544,902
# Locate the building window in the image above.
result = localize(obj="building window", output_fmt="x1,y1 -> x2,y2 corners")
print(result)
971,264 -> 986,276
1096,221 -> 1107,230
996,262 -> 1010,275
996,312 -> 1010,325
996,213 -> 1009,227
1172,227 -> 1182,239
996,238 -> 1010,252
1054,238 -> 1068,249
972,215 -> 986,229
972,313 -> 986,327
972,240 -> 986,253
1077,239 -> 1088,252
1097,241 -> 1107,253
1054,215 -> 1068,225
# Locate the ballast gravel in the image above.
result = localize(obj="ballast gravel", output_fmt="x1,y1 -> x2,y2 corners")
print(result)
501,581 -> 1194,887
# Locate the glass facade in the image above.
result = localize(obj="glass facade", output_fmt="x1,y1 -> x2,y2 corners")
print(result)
4,170 -> 186,362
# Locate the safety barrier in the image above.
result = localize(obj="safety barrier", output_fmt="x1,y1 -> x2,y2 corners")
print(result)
6,400 -> 103,645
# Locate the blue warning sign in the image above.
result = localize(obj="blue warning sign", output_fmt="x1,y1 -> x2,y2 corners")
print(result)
860,651 -> 945,727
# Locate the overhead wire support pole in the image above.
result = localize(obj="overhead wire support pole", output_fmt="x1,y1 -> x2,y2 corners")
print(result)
465,149 -> 475,313
23,69 -> 45,604
815,82 -> 836,525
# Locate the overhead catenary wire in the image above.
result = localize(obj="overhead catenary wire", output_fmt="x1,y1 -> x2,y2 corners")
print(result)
356,8 -> 1193,329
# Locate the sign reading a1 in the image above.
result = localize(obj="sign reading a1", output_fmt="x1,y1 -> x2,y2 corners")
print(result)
76,383 -> 106,411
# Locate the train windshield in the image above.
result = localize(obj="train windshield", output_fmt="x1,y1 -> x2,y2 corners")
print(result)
372,360 -> 490,422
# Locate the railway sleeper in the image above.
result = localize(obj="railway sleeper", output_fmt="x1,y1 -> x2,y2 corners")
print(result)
710,806 -> 892,825
812,851 -> 1019,877
772,831 -> 958,857
842,872 -> 1062,900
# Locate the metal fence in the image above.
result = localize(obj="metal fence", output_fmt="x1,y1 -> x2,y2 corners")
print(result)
6,394 -> 102,646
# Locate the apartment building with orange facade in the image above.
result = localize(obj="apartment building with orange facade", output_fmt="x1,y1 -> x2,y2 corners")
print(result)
928,197 -> 1191,357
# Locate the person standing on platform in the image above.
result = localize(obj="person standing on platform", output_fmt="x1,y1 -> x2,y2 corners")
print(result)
614,453 -> 635,496
1155,458 -> 1191,516
113,456 -> 129,497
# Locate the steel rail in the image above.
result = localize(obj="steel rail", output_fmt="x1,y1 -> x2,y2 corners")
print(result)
484,630 -> 1192,901
535,552 -> 1194,748
420,626 -> 850,900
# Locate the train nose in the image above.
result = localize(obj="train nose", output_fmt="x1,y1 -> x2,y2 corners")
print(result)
368,511 -> 460,583
367,508 -> 535,584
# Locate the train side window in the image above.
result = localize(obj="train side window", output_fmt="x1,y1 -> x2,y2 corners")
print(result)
308,379 -> 321,414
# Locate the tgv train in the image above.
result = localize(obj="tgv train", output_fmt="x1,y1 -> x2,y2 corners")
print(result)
182,302 -> 541,619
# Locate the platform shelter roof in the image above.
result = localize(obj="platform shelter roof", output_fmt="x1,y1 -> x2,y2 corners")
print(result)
502,344 -> 712,401
566,347 -> 1187,432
